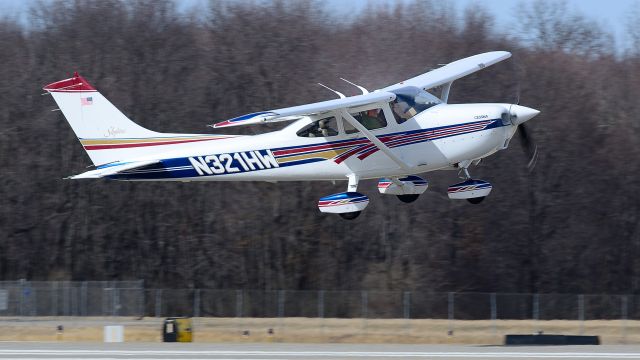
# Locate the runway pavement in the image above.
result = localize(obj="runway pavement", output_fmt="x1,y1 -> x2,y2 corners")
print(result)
1,343 -> 640,359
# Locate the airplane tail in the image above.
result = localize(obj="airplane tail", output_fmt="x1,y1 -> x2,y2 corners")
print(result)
43,73 -> 231,166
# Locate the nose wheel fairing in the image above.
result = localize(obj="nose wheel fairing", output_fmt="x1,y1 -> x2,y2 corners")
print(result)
447,179 -> 492,200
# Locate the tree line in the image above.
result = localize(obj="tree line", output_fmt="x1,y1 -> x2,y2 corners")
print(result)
1,0 -> 639,296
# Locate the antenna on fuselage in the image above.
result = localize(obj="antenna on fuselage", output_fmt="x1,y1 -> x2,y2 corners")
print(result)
339,78 -> 369,95
317,83 -> 346,99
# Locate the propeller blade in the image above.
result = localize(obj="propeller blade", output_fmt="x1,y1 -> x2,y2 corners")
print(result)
518,124 -> 538,171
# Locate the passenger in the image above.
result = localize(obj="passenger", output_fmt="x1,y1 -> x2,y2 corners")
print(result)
318,118 -> 337,136
359,109 -> 383,130
318,119 -> 330,137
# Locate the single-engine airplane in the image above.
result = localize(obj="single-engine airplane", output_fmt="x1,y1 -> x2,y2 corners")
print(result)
44,51 -> 539,219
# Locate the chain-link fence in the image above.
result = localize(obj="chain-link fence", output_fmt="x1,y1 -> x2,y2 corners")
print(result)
0,280 -> 144,316
1,281 -> 638,323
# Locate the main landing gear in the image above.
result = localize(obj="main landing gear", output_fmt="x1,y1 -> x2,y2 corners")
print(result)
397,194 -> 420,203
377,176 -> 428,204
447,165 -> 492,204
466,196 -> 485,204
317,174 -> 368,220
339,211 -> 361,220
317,166 -> 491,219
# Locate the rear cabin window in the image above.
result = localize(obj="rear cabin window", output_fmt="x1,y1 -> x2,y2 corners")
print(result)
344,108 -> 387,134
296,117 -> 339,137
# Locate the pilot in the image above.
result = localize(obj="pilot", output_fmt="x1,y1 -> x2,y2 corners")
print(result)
392,101 -> 413,122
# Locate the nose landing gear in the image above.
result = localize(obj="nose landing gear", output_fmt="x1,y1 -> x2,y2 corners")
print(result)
448,164 -> 492,204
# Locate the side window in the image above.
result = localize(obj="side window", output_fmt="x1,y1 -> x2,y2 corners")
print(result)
344,108 -> 387,134
296,117 -> 339,138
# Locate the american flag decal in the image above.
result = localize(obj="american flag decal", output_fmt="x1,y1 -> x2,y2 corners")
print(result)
81,97 -> 93,106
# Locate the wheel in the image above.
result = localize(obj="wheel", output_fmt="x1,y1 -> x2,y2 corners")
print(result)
397,194 -> 420,203
339,211 -> 361,220
467,196 -> 485,204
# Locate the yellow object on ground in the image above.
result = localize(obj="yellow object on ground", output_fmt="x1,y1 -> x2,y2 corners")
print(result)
163,317 -> 193,342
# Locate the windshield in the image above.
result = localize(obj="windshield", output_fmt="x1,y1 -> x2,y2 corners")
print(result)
390,88 -> 441,123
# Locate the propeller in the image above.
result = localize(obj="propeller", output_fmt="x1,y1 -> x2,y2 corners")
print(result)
517,120 -> 538,171
508,99 -> 538,171
507,63 -> 539,171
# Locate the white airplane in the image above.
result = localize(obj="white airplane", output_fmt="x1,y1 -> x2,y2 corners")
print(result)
44,51 -> 539,220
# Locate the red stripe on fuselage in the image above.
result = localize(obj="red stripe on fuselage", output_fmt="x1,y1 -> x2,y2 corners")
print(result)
356,123 -> 490,160
273,138 -> 371,157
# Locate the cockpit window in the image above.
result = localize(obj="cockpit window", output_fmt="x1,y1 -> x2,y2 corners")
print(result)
344,108 -> 387,134
390,91 -> 441,124
296,116 -> 339,138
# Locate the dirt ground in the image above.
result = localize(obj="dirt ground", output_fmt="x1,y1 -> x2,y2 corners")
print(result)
1,317 -> 639,344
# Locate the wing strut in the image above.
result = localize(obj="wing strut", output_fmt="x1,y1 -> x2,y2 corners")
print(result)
338,110 -> 412,172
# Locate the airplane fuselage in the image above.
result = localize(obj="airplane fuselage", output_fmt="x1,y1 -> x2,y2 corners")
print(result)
105,103 -> 518,182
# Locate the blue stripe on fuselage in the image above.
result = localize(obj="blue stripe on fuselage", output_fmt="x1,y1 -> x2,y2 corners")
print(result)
107,119 -> 504,180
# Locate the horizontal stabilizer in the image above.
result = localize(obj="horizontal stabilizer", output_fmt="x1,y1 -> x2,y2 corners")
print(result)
68,160 -> 160,179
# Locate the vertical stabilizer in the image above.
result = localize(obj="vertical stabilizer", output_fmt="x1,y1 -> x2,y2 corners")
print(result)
44,73 -> 163,165
43,73 -> 235,166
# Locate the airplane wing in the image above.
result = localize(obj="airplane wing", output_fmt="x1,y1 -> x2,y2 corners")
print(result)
212,51 -> 511,129
212,91 -> 396,128
68,160 -> 160,179
382,51 -> 511,92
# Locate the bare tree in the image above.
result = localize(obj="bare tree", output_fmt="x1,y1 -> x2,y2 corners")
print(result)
0,0 -> 637,308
